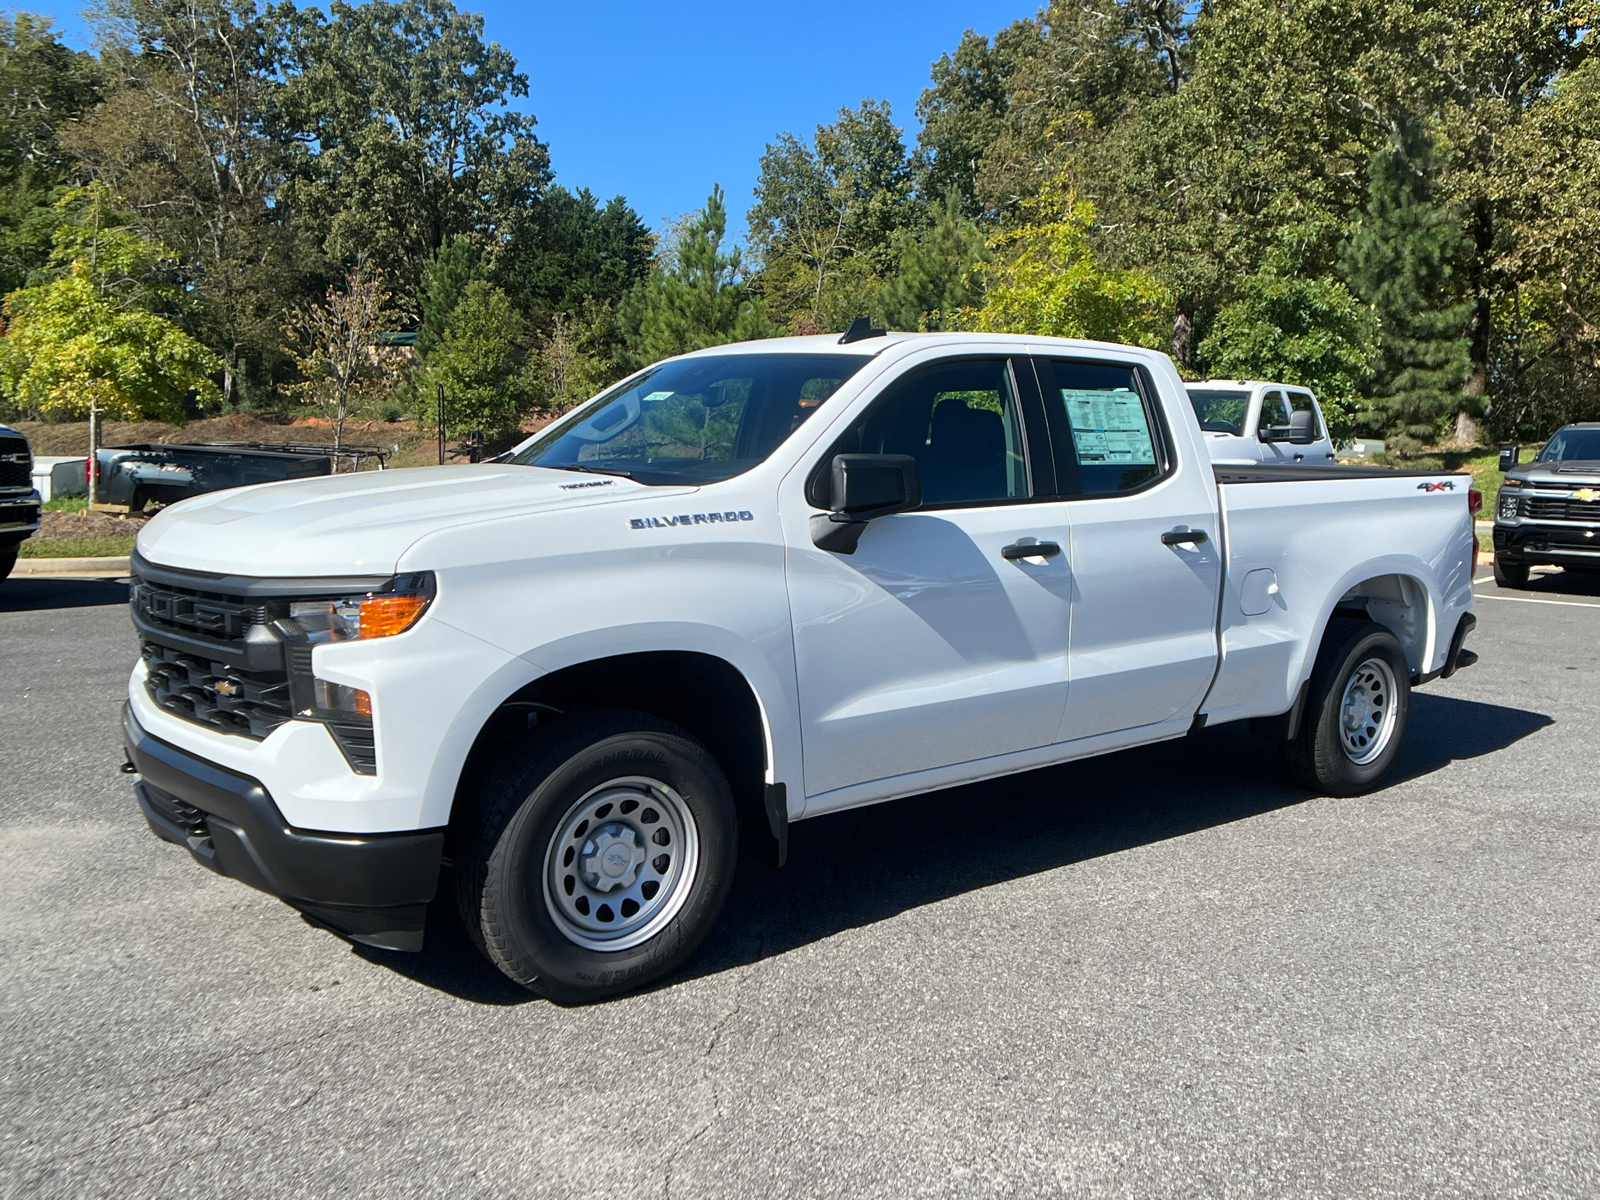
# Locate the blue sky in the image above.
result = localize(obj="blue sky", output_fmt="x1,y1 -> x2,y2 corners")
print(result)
40,0 -> 1032,241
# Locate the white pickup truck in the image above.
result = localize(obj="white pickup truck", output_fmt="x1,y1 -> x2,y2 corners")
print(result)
1186,379 -> 1339,466
124,331 -> 1478,1002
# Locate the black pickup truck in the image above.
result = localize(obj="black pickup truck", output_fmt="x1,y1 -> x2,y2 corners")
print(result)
1493,423 -> 1600,587
0,423 -> 40,581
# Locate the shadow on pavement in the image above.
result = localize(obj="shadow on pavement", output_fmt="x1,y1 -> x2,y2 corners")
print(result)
0,574 -> 129,612
358,691 -> 1552,1005
1499,567 -> 1600,598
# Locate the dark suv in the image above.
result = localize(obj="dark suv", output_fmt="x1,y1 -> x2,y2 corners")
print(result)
0,423 -> 41,580
1493,423 -> 1600,587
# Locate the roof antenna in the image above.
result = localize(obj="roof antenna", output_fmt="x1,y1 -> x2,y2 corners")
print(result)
838,316 -> 887,345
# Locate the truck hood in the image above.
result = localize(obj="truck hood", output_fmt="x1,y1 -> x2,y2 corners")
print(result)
1507,461 -> 1600,484
136,465 -> 685,577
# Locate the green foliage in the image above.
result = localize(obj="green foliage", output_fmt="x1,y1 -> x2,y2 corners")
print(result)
417,236 -> 482,358
1481,54 -> 1600,439
0,14 -> 102,298
494,186 -> 653,321
425,279 -> 536,434
748,100 -> 913,333
282,265 -> 407,447
967,183 -> 1167,347
271,0 -> 551,293
1341,126 -> 1472,439
1197,269 -> 1378,440
0,188 -> 222,420
622,187 -> 772,364
878,192 -> 990,331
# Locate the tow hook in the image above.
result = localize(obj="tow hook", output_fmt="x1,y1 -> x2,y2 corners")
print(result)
119,756 -> 138,775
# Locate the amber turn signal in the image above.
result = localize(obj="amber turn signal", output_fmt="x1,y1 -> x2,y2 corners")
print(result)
358,592 -> 431,639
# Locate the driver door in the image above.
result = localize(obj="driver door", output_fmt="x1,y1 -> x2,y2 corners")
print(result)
783,355 -> 1073,805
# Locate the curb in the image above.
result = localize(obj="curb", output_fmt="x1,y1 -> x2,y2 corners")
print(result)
14,555 -> 131,577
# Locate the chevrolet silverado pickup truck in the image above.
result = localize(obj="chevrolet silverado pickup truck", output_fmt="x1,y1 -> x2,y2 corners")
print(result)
1492,424 -> 1600,587
0,422 -> 40,581
123,331 -> 1478,1002
1186,379 -> 1338,466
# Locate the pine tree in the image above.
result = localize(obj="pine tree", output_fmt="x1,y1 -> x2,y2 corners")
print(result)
877,191 -> 990,331
621,186 -> 771,364
1341,126 -> 1472,441
416,236 -> 483,359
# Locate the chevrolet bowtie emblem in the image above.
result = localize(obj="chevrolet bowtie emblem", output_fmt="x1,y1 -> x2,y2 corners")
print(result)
1572,488 -> 1600,503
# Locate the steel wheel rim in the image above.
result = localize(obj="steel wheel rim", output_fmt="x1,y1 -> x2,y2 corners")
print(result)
1338,656 -> 1398,766
542,775 -> 699,952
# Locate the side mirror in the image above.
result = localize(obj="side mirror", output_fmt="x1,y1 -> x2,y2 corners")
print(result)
1288,408 -> 1316,445
1499,444 -> 1519,472
810,453 -> 921,553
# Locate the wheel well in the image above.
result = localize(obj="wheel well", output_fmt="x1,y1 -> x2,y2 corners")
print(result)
451,651 -> 767,848
1332,573 -> 1430,676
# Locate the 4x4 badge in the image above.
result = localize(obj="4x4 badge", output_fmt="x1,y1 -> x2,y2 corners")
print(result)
1416,481 -> 1456,492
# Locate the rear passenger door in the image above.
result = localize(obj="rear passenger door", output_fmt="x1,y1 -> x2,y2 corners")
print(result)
785,355 -> 1074,803
1031,356 -> 1223,742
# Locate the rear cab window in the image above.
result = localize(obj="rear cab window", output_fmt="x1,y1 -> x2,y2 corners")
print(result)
1032,358 -> 1173,498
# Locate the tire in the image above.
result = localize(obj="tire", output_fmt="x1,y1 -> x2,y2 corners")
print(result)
1493,555 -> 1529,588
0,543 -> 16,583
1284,618 -> 1411,796
454,709 -> 738,1004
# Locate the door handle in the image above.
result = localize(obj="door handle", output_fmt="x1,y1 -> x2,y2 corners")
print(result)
1002,540 -> 1062,560
1161,528 -> 1209,546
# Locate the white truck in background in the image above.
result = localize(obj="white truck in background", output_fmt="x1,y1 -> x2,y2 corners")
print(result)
123,330 -> 1478,1003
1187,380 -> 1339,466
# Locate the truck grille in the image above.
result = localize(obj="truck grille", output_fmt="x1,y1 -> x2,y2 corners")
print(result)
0,437 -> 30,489
141,640 -> 293,739
131,578 -> 266,649
1522,493 -> 1600,522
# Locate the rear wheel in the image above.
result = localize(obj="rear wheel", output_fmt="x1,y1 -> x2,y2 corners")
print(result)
0,542 -> 17,583
455,709 -> 738,1004
1493,555 -> 1529,588
1284,618 -> 1411,796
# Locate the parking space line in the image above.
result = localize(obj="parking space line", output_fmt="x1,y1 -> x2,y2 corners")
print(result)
1473,592 -> 1600,609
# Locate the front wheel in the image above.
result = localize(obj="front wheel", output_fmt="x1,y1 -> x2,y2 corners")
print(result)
0,543 -> 16,583
1284,618 -> 1412,796
455,709 -> 738,1004
1493,555 -> 1529,588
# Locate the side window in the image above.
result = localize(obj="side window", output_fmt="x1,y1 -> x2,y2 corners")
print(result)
823,358 -> 1030,507
1040,359 -> 1168,497
1260,389 -> 1291,428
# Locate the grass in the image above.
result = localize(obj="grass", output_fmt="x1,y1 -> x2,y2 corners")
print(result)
42,495 -> 88,513
19,535 -> 137,558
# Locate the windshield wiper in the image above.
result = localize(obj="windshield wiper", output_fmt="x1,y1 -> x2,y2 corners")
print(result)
550,463 -> 634,479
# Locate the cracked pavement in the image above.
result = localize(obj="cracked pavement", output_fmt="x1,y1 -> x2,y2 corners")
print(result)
2,569 -> 1598,1198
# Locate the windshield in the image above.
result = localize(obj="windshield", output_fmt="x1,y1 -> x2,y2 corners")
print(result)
1187,389 -> 1251,436
507,353 -> 868,485
1537,428 -> 1600,462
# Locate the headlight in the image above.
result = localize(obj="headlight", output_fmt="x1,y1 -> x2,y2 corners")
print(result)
286,572 -> 435,643
1497,493 -> 1520,521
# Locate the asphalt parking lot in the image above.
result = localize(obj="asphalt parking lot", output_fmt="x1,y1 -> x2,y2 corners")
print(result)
2,568 -> 1598,1199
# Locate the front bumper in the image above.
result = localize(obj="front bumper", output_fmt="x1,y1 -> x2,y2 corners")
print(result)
0,489 -> 41,544
1492,522 -> 1600,568
124,703 -> 445,951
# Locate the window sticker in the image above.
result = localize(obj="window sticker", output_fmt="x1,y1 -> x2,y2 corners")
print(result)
1060,389 -> 1155,465
642,390 -> 676,403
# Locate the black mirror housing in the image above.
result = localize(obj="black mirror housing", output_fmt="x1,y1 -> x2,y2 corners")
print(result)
831,453 -> 921,519
811,454 -> 921,553
1288,408 -> 1316,445
1499,444 -> 1519,472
